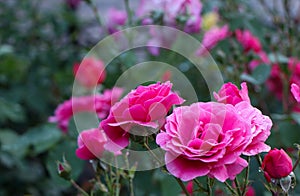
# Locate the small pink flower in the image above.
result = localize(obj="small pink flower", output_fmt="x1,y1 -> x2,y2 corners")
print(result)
291,83 -> 300,102
214,82 -> 250,105
106,8 -> 127,34
235,29 -> 262,53
197,25 -> 229,55
49,88 -> 123,132
76,128 -> 107,160
262,149 -> 293,182
101,81 -> 184,152
156,102 -> 251,182
73,57 -> 106,88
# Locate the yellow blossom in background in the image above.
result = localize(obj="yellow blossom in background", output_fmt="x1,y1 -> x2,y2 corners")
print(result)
202,12 -> 219,31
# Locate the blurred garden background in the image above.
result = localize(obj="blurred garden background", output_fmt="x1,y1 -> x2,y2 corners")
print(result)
1,0 -> 300,195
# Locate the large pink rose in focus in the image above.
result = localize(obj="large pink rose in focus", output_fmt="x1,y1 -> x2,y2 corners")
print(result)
49,88 -> 123,132
101,81 -> 184,152
76,128 -> 107,160
235,101 -> 272,155
156,102 -> 251,182
214,82 -> 250,105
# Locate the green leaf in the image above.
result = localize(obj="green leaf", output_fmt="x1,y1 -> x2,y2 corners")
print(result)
251,64 -> 271,84
0,129 -> 27,158
291,113 -> 300,125
268,53 -> 289,64
0,98 -> 25,123
278,121 -> 300,146
21,124 -> 62,155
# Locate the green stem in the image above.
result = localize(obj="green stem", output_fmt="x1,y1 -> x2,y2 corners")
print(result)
115,157 -> 121,196
124,0 -> 133,26
234,178 -> 242,196
293,154 -> 300,171
207,177 -> 213,196
85,0 -> 103,27
193,178 -> 208,193
242,156 -> 251,196
174,177 -> 190,196
256,154 -> 263,167
70,179 -> 90,196
224,181 -> 237,195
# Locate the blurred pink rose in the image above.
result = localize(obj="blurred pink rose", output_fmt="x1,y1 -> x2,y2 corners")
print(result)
246,186 -> 256,196
136,0 -> 202,33
73,57 -> 106,88
248,51 -> 270,70
235,101 -> 272,155
49,88 -> 123,132
106,8 -> 127,34
262,148 -> 293,182
76,128 -> 107,160
156,102 -> 251,182
197,25 -> 229,55
101,81 -> 184,152
214,82 -> 250,105
291,83 -> 300,102
235,29 -> 262,53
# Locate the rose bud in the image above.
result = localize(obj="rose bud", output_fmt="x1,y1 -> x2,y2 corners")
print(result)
262,149 -> 293,182
57,156 -> 72,180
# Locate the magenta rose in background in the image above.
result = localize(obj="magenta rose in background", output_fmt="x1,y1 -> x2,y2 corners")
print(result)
156,102 -> 252,182
49,87 -> 123,132
214,82 -> 250,105
262,149 -> 293,182
101,81 -> 184,153
235,29 -> 262,53
76,128 -> 107,160
291,83 -> 300,102
106,8 -> 127,34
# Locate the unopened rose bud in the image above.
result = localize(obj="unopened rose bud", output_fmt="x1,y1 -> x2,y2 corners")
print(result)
57,157 -> 72,180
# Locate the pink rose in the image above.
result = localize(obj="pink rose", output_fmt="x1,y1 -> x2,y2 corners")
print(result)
214,82 -> 250,105
235,101 -> 272,155
101,81 -> 184,152
235,29 -> 262,53
262,149 -> 293,182
106,8 -> 127,34
49,88 -> 123,132
156,102 -> 252,182
248,51 -> 270,70
197,25 -> 229,55
291,83 -> 300,102
73,57 -> 106,88
75,128 -> 107,160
